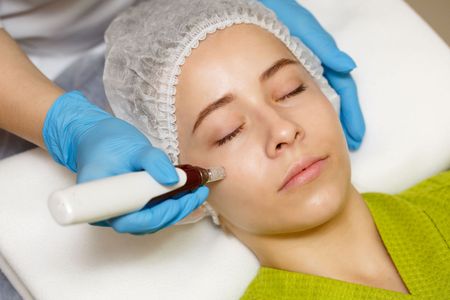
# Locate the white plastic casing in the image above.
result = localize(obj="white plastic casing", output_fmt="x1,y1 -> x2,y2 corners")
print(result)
48,169 -> 187,225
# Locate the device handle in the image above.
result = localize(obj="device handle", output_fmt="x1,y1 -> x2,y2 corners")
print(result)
48,169 -> 187,225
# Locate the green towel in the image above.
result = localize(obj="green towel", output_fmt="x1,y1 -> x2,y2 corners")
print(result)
241,171 -> 450,299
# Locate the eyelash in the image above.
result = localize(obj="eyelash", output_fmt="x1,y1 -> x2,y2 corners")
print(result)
277,83 -> 307,102
215,84 -> 307,147
216,124 -> 244,146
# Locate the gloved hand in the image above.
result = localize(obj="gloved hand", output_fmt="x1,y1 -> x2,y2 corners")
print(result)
259,0 -> 365,150
43,91 -> 209,234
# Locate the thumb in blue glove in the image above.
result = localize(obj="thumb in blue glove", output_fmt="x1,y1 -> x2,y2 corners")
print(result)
43,91 -> 209,234
259,0 -> 365,150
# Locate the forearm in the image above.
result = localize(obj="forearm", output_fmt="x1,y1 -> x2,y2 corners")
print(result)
0,29 -> 64,148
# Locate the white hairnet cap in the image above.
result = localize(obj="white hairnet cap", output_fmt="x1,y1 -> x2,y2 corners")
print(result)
103,0 -> 340,225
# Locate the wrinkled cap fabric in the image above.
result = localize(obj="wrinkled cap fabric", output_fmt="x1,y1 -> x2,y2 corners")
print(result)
103,0 -> 340,225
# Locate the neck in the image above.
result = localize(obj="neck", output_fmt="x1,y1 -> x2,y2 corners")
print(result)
232,185 -> 393,284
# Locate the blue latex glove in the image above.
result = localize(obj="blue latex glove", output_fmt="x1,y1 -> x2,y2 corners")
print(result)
43,91 -> 209,234
259,0 -> 365,150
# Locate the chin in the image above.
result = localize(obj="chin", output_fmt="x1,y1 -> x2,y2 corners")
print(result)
278,181 -> 349,233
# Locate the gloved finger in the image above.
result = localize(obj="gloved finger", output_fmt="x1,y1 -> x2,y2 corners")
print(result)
341,119 -> 361,151
76,160 -> 131,183
89,221 -> 111,227
108,186 -> 209,234
76,162 -> 120,184
259,0 -> 356,72
131,146 -> 179,186
324,67 -> 365,149
109,186 -> 209,234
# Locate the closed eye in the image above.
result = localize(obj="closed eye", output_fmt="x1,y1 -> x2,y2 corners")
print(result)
277,83 -> 307,102
216,124 -> 244,146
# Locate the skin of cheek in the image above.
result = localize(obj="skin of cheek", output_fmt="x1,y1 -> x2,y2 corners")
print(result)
179,140 -> 274,231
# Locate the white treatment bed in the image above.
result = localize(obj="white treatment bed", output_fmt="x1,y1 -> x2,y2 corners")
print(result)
1,0 -> 449,299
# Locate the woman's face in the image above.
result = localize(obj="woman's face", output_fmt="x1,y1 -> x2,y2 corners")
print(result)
175,24 -> 351,235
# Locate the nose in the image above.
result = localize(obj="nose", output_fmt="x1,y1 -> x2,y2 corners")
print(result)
263,108 -> 304,158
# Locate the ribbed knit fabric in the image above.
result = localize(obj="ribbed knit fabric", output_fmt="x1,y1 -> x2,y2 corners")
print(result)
241,171 -> 450,299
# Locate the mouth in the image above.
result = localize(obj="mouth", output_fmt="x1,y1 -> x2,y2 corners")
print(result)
278,155 -> 329,192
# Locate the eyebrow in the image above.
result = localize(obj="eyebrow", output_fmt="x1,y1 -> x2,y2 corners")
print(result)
192,58 -> 299,134
260,58 -> 299,82
192,94 -> 234,133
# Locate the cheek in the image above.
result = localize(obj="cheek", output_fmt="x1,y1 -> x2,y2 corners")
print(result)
295,92 -> 346,152
207,153 -> 265,214
198,146 -> 278,231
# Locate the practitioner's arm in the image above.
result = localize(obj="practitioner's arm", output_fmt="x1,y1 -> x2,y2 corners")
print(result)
0,29 -> 208,235
0,29 -> 63,148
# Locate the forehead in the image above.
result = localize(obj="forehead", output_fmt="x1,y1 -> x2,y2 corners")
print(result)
186,24 -> 295,69
176,24 -> 298,97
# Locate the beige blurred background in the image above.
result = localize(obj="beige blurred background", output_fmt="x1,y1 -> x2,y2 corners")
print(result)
404,0 -> 450,45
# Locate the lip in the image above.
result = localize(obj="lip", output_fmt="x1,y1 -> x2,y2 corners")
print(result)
278,155 -> 329,192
